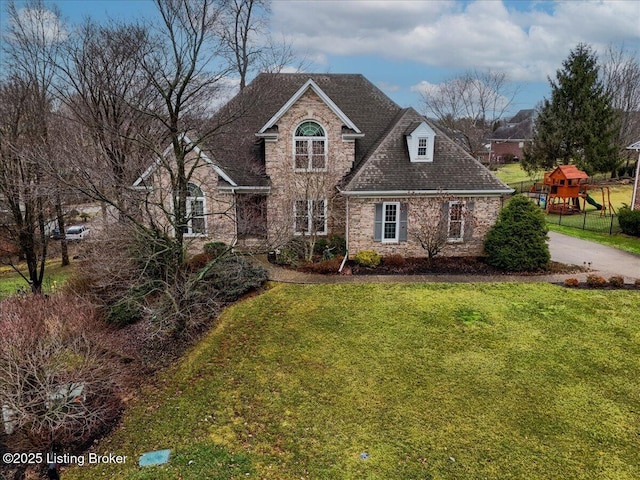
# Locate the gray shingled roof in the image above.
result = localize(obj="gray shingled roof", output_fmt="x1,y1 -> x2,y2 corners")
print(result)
344,108 -> 512,193
205,73 -> 510,193
205,73 -> 401,186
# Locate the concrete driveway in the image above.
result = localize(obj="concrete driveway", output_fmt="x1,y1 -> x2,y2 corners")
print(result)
548,231 -> 640,281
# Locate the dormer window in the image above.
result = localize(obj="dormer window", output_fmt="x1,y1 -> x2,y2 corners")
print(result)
294,121 -> 327,171
418,137 -> 429,157
406,121 -> 436,162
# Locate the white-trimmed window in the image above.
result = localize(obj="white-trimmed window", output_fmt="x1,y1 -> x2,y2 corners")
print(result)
417,137 -> 429,157
447,201 -> 464,242
382,202 -> 400,242
294,199 -> 327,235
294,121 -> 327,171
185,183 -> 206,236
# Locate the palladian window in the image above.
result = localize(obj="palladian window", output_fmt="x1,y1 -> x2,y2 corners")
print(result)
294,121 -> 327,171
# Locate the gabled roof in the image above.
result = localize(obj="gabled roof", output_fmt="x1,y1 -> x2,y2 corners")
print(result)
343,108 -> 512,194
132,134 -> 237,188
258,79 -> 361,134
548,165 -> 589,180
203,73 -> 402,186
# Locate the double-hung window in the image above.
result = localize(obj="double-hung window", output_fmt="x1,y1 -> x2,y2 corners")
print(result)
294,121 -> 327,171
184,183 -> 206,236
374,202 -> 407,243
294,199 -> 327,235
417,137 -> 429,158
382,202 -> 400,242
447,201 -> 464,242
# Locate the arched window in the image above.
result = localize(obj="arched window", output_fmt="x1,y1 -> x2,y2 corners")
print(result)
294,121 -> 327,170
185,182 -> 205,235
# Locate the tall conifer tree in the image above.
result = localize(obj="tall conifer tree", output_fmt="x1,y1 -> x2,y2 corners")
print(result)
523,44 -> 619,175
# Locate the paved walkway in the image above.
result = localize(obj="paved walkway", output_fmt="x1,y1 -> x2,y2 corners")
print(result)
256,232 -> 640,285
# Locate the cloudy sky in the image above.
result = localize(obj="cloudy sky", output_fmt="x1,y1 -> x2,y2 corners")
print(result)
3,0 -> 639,117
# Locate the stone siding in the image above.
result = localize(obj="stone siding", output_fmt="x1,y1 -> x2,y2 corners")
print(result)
347,195 -> 503,257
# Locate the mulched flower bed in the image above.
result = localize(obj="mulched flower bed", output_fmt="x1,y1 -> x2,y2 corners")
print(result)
347,257 -> 582,276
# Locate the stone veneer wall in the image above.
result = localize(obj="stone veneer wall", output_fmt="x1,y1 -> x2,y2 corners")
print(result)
264,89 -> 354,244
347,195 -> 503,257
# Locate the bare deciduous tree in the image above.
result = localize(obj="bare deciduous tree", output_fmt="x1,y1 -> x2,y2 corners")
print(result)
422,70 -> 518,159
408,193 -> 474,261
0,0 -> 67,290
601,45 -> 640,168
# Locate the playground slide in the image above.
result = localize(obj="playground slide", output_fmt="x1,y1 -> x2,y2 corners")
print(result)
585,193 -> 603,210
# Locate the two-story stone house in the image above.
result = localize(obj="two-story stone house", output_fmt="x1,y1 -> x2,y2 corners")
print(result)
135,73 -> 513,257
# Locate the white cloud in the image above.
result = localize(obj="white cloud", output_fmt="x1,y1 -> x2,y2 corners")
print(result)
377,81 -> 400,92
11,7 -> 67,45
271,0 -> 640,82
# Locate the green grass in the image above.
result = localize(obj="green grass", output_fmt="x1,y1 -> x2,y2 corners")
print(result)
66,283 -> 640,480
494,163 -> 540,185
0,260 -> 72,297
547,224 -> 640,255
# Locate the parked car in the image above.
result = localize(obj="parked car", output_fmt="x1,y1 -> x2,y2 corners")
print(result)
65,225 -> 90,240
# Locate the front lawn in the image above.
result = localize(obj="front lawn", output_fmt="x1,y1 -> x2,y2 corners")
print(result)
66,283 -> 640,479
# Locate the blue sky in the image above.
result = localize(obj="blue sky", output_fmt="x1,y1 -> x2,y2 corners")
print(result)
3,0 -> 639,118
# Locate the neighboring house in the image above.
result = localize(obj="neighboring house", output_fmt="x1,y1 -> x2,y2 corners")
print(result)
135,74 -> 513,257
483,109 -> 535,164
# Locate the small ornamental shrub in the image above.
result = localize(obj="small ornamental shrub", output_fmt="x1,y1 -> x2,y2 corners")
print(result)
199,254 -> 268,302
107,296 -> 144,327
327,234 -> 347,256
635,278 -> 640,288
354,250 -> 382,268
383,254 -> 406,268
298,257 -> 343,274
203,241 -> 229,259
484,195 -> 550,272
313,238 -> 329,256
564,277 -> 580,287
586,274 -> 607,288
608,276 -> 625,288
618,206 -> 640,237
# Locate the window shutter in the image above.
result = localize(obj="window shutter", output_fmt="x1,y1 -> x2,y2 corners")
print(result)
440,201 -> 449,237
464,201 -> 474,241
399,203 -> 408,242
374,203 -> 383,241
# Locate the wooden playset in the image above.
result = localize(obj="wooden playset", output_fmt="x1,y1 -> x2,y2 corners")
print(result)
531,165 -> 615,215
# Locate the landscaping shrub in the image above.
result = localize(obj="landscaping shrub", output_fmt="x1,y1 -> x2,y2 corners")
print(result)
635,278 -> 640,288
484,195 -> 550,272
106,296 -> 144,327
618,206 -> 640,237
203,241 -> 229,259
0,295 -> 122,452
354,250 -> 382,268
586,274 -> 607,288
186,252 -> 214,272
275,238 -> 307,267
608,275 -> 625,288
199,254 -> 268,302
564,277 -> 580,287
327,234 -> 347,256
298,257 -> 342,274
313,237 -> 329,256
383,254 -> 406,268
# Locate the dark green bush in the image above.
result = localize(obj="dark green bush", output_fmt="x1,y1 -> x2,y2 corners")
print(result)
484,195 -> 550,272
275,238 -> 307,266
199,255 -> 268,302
106,296 -> 144,327
203,241 -> 229,259
618,206 -> 640,237
313,238 -> 329,256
